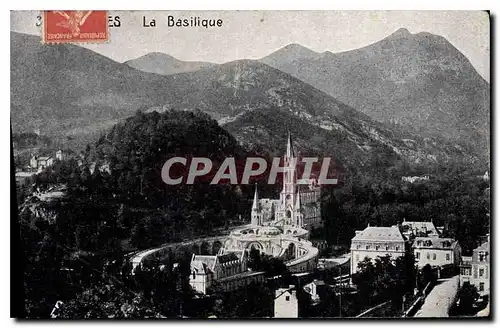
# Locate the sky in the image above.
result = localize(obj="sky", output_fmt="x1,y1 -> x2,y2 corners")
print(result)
11,10 -> 490,81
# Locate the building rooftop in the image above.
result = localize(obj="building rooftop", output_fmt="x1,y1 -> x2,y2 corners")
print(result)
475,240 -> 490,252
217,253 -> 239,264
218,270 -> 264,283
191,255 -> 217,273
401,220 -> 439,236
412,237 -> 458,250
191,260 -> 212,274
15,171 -> 36,177
352,226 -> 405,242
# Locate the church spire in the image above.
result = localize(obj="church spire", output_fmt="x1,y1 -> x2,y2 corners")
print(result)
286,131 -> 294,159
251,184 -> 263,226
295,188 -> 302,210
252,184 -> 260,211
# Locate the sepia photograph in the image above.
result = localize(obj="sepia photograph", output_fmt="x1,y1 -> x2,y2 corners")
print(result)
10,10 -> 490,319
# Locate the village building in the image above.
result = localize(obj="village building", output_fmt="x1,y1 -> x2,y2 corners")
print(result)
274,286 -> 299,318
303,280 -> 328,304
401,175 -> 430,183
30,155 -> 54,171
189,249 -> 264,294
401,219 -> 440,239
15,171 -> 37,189
350,225 -> 406,275
56,150 -> 64,161
459,239 -> 490,296
412,237 -> 461,269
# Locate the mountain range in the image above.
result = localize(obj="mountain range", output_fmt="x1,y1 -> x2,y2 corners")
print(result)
10,31 -> 487,175
260,28 -> 490,156
125,52 -> 214,75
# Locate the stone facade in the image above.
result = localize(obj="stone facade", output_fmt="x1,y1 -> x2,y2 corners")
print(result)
189,249 -> 264,294
30,155 -> 54,171
350,225 -> 406,274
412,237 -> 461,269
189,135 -> 321,292
221,134 -> 320,273
251,133 -> 321,229
274,287 -> 299,318
459,240 -> 490,296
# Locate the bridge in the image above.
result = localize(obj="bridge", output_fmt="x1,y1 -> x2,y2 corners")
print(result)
128,234 -> 231,271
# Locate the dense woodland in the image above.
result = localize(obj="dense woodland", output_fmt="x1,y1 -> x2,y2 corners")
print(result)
16,110 -> 490,318
321,167 -> 490,254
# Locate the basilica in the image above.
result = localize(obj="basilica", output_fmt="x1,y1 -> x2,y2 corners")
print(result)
189,134 -> 321,293
218,135 -> 321,270
249,133 -> 322,229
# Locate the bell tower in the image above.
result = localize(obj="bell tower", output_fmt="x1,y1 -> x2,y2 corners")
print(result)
281,132 -> 297,205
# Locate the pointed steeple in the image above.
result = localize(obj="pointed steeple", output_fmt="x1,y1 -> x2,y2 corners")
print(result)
295,188 -> 302,210
286,131 -> 294,159
252,184 -> 260,211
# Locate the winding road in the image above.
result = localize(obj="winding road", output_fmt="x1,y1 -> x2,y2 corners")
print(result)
414,275 -> 459,318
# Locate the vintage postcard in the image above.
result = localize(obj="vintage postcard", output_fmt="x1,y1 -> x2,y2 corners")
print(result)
10,10 -> 490,319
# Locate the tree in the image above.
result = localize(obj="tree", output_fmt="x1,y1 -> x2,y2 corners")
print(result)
248,248 -> 287,277
456,283 -> 479,315
419,264 -> 436,289
351,257 -> 376,302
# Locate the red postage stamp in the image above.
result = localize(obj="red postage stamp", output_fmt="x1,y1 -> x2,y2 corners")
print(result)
42,10 -> 108,43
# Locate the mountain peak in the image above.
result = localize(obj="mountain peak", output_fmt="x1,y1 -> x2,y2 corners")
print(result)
387,28 -> 412,39
260,43 -> 319,67
138,52 -> 176,60
125,52 -> 214,75
281,43 -> 319,56
283,43 -> 314,51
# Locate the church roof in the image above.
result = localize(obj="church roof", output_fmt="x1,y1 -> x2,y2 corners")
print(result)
217,253 -> 239,264
352,226 -> 405,242
191,260 -> 212,274
191,255 -> 217,273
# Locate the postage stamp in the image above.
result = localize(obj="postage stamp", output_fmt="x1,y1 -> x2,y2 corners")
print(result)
42,10 -> 108,43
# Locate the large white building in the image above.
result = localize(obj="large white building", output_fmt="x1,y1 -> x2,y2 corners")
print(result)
412,237 -> 461,269
350,225 -> 406,274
